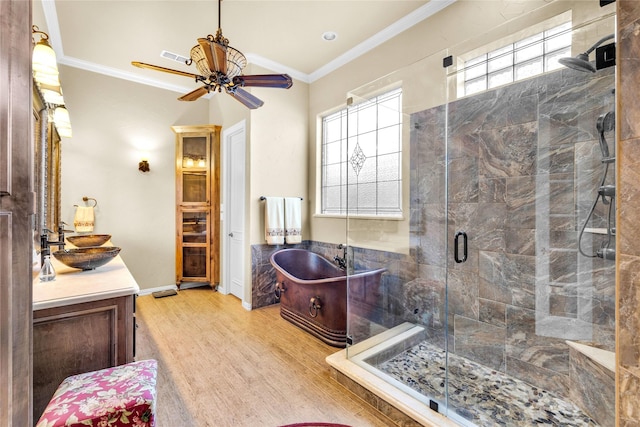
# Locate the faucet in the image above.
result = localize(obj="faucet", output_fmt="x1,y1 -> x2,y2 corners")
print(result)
40,223 -> 67,265
333,243 -> 347,270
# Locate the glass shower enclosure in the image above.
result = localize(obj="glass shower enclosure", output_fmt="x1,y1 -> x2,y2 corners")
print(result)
343,4 -> 616,426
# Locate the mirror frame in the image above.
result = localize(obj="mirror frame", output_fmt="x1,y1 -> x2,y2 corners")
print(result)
33,84 -> 61,246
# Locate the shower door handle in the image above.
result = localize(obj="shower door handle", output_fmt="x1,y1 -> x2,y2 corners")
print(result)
454,231 -> 468,263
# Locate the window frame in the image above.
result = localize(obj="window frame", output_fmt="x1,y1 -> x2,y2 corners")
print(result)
319,87 -> 403,219
462,21 -> 572,97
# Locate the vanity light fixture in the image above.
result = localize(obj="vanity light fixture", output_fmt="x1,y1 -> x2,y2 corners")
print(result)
40,84 -> 65,105
53,106 -> 72,138
33,25 -> 73,139
198,158 -> 206,168
138,159 -> 150,173
33,70 -> 60,87
32,25 -> 59,83
185,157 -> 194,168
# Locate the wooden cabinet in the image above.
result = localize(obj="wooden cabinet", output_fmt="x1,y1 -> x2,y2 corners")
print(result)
172,125 -> 221,289
32,294 -> 136,421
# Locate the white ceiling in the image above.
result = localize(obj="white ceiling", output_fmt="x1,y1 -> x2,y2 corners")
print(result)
33,0 -> 456,95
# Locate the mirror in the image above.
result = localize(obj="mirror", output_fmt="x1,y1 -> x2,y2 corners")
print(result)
33,84 -> 62,249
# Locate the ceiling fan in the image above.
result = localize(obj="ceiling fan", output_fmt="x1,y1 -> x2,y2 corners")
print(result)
132,0 -> 292,109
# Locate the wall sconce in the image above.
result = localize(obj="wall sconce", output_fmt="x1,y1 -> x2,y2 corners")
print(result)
41,83 -> 65,105
138,159 -> 150,173
32,25 -> 59,84
198,158 -> 206,168
184,157 -> 194,168
53,106 -> 72,138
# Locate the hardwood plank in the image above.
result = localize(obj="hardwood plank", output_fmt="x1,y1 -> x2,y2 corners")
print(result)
135,287 -> 395,426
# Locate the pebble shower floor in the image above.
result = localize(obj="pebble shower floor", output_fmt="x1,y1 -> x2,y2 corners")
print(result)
375,341 -> 597,426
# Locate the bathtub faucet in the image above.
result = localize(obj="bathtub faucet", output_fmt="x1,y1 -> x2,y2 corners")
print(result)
334,244 -> 347,270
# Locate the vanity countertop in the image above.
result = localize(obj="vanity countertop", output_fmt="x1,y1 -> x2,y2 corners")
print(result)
33,249 -> 140,311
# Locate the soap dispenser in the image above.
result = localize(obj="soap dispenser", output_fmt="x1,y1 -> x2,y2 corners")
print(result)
39,254 -> 56,282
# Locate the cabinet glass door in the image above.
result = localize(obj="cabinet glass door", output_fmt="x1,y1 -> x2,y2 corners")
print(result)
180,210 -> 210,281
182,247 -> 207,278
182,211 -> 207,244
180,136 -> 209,205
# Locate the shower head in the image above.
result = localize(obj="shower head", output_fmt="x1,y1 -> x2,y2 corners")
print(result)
558,33 -> 615,73
558,53 -> 596,73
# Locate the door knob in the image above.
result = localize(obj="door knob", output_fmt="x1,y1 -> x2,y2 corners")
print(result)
228,232 -> 234,237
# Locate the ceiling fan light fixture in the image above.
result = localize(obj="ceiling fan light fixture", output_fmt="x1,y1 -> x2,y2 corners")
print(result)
190,41 -> 246,80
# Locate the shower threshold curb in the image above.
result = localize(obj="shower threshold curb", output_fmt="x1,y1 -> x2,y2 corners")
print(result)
326,324 -> 458,427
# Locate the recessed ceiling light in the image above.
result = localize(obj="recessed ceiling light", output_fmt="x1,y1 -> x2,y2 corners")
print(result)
322,31 -> 338,42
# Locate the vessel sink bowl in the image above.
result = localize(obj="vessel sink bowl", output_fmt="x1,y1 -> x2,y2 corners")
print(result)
53,247 -> 121,270
67,234 -> 112,247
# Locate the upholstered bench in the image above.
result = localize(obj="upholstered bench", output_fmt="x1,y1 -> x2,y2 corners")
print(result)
36,359 -> 158,427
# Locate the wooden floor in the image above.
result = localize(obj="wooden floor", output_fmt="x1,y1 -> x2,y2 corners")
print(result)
135,287 -> 395,427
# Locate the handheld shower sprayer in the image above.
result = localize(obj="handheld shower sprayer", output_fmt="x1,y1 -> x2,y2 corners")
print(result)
596,111 -> 615,163
577,104 -> 616,261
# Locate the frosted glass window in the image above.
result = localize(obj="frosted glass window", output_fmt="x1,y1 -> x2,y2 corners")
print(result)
488,68 -> 513,88
545,46 -> 571,71
321,88 -> 402,217
488,46 -> 513,72
465,77 -> 487,96
462,21 -> 571,96
515,33 -> 544,62
465,56 -> 486,80
515,58 -> 544,80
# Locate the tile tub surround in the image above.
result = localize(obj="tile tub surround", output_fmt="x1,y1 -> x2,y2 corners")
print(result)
251,241 -> 310,309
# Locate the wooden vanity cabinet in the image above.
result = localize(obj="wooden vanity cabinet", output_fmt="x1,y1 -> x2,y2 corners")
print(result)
172,125 -> 221,290
32,294 -> 136,421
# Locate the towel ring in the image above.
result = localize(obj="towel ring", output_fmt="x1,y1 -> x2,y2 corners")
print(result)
79,196 -> 97,207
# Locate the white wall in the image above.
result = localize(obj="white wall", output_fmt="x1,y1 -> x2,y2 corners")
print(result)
60,66 -> 209,290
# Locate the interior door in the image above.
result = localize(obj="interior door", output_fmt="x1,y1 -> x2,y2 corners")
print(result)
224,122 -> 246,302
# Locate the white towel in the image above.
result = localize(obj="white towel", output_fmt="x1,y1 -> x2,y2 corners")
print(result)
284,197 -> 302,244
74,206 -> 95,232
264,197 -> 284,245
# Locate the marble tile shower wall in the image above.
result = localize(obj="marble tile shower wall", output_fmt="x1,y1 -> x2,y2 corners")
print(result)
409,66 -> 616,400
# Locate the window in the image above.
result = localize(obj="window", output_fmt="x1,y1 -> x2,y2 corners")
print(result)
321,88 -> 402,217
463,22 -> 572,96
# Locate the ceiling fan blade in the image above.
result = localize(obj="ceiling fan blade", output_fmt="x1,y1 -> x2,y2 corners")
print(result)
178,86 -> 209,102
233,74 -> 293,89
229,88 -> 264,109
132,61 -> 200,79
211,42 -> 227,74
197,38 -> 216,73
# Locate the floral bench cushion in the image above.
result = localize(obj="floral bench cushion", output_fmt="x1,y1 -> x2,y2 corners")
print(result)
36,359 -> 158,427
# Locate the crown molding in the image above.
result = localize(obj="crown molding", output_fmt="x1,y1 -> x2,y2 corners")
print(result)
308,0 -> 457,82
41,0 -> 456,88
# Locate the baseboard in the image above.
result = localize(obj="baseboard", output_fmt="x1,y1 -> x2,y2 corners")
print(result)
137,285 -> 177,296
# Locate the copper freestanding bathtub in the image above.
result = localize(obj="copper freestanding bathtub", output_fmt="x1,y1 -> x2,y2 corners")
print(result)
270,248 -> 386,347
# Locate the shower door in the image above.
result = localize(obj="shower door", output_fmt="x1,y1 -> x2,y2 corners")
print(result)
441,11 -> 616,426
344,6 -> 616,427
